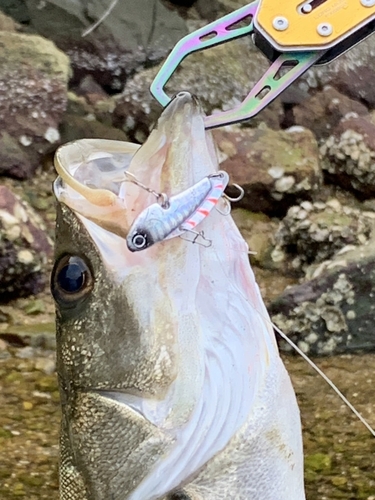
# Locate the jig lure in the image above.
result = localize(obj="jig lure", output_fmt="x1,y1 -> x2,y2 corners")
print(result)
126,171 -> 233,252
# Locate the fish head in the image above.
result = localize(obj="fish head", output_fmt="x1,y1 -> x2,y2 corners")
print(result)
52,92 -> 231,498
52,92 -> 303,500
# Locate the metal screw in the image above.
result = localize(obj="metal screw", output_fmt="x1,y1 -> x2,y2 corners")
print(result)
301,3 -> 313,13
360,0 -> 375,6
272,16 -> 289,31
317,22 -> 333,36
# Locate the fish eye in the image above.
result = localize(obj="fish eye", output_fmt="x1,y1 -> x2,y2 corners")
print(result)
51,255 -> 93,305
132,233 -> 148,249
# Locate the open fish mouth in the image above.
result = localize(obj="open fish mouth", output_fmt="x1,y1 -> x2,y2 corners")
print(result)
53,92 -> 208,241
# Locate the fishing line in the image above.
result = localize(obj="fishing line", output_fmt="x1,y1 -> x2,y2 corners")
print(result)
211,235 -> 375,438
273,321 -> 375,438
82,0 -> 119,37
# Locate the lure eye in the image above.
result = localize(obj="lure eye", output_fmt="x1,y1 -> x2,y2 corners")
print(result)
132,233 -> 148,249
51,255 -> 93,305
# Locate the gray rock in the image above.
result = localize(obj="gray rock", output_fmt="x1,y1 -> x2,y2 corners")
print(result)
272,199 -> 374,272
294,86 -> 368,141
0,31 -> 70,178
320,114 -> 375,198
35,357 -> 56,375
16,346 -> 35,359
3,0 -> 187,92
299,34 -> 375,107
270,241 -> 375,355
213,125 -> 322,216
0,186 -> 52,301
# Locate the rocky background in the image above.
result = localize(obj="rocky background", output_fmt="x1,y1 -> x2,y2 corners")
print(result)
0,1 -> 375,499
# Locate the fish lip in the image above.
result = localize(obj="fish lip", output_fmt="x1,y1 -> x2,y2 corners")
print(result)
166,90 -> 200,111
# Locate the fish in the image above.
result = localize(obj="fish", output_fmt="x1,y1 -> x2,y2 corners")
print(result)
51,91 -> 305,500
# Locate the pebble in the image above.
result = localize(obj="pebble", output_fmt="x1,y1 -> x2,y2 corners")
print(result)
34,357 -> 56,375
16,346 -> 35,359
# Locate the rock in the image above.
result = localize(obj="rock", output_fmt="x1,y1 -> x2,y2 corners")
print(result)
114,39 -> 281,141
0,31 -> 70,178
272,199 -> 374,272
0,186 -> 52,301
320,114 -> 375,199
294,87 -> 368,141
0,9 -> 19,31
0,133 -> 33,179
16,346 -> 35,359
75,75 -> 109,104
34,357 -> 56,375
0,338 -> 8,350
0,338 -> 10,360
299,34 -> 375,107
23,299 -> 45,315
270,241 -> 375,355
231,209 -> 278,267
0,322 -> 56,349
213,125 -> 322,216
4,0 -> 187,92
59,114 -> 129,144
195,0 -> 220,21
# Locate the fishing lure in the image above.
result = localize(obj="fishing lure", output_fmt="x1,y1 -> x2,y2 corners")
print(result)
126,171 -> 235,252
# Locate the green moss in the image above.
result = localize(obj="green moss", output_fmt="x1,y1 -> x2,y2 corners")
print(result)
35,375 -> 58,392
305,452 -> 332,473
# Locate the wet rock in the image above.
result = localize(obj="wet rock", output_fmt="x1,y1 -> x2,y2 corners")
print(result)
300,34 -> 375,107
320,114 -> 375,199
270,241 -> 375,355
0,31 -> 70,178
4,0 -> 187,92
213,125 -> 322,216
294,86 -> 368,141
272,199 -> 374,272
114,39 -> 281,141
0,186 -> 52,301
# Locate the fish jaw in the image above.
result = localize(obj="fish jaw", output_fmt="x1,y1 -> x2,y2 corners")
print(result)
54,204 -> 192,500
53,92 -> 305,500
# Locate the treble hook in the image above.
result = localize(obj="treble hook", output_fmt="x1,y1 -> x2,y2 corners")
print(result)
216,183 -> 245,216
223,183 -> 245,203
